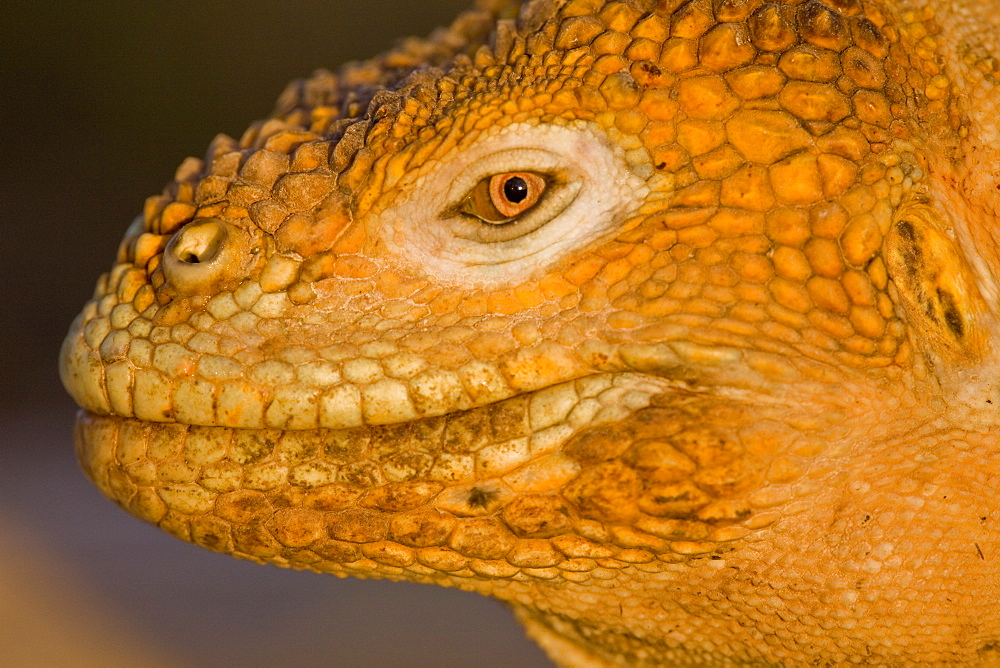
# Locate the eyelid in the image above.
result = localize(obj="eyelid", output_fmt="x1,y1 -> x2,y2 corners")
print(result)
443,147 -> 565,205
446,175 -> 581,244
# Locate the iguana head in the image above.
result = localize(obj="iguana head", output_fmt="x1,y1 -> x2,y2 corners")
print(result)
61,0 -> 1000,663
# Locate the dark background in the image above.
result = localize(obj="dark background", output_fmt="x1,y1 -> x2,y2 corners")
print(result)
0,1 -> 549,664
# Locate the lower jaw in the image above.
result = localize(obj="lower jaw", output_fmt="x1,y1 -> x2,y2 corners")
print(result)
75,371 -> 667,497
73,369 -> 771,593
73,372 -> 680,558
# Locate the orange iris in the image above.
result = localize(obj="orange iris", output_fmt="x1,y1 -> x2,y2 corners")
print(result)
487,172 -> 546,219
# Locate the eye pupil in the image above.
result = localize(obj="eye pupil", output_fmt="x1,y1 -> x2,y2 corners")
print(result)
503,176 -> 528,203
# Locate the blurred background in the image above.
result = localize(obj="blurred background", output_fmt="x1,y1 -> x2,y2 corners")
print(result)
0,1 -> 549,665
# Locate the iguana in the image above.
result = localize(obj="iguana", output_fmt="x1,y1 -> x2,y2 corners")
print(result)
60,0 -> 1000,663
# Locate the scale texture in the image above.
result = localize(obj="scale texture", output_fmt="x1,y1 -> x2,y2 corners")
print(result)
61,0 -> 1000,663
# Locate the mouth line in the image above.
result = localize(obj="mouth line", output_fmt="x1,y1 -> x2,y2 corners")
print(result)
81,369 -> 673,431
63,310 -> 639,433
74,372 -> 672,502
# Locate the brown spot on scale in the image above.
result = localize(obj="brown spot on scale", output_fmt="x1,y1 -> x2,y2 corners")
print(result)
468,486 -> 499,509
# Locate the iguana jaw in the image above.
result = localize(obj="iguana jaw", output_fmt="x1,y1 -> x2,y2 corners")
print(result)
70,367 -> 826,575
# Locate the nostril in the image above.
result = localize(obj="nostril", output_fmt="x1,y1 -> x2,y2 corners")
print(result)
170,219 -> 226,265
162,217 -> 243,295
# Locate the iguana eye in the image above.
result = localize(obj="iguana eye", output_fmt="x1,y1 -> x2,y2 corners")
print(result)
449,168 -> 571,244
381,121 -> 650,282
462,172 -> 547,223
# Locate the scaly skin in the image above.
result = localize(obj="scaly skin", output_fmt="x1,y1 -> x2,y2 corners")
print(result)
61,0 -> 1000,663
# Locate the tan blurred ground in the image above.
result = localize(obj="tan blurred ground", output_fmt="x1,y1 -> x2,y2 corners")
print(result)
0,513 -> 173,667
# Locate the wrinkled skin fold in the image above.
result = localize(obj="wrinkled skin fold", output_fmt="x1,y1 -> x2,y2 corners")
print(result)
61,0 -> 1000,664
